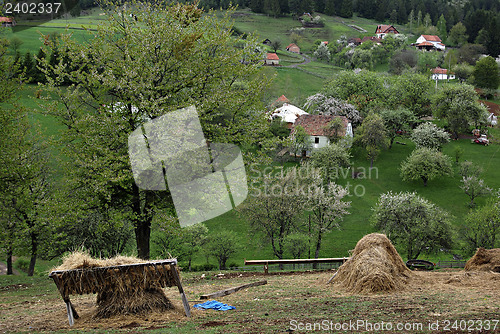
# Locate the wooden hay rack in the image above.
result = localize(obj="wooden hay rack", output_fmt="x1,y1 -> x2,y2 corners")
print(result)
49,259 -> 190,326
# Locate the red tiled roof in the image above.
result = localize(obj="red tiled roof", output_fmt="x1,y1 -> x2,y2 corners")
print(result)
417,41 -> 434,47
293,115 -> 348,136
287,43 -> 299,49
276,95 -> 289,103
432,67 -> 448,74
361,36 -> 381,43
375,25 -> 399,34
322,41 -> 329,45
421,35 -> 442,42
267,53 -> 279,60
0,17 -> 14,23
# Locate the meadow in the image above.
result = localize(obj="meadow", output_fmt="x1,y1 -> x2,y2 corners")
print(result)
2,8 -> 500,272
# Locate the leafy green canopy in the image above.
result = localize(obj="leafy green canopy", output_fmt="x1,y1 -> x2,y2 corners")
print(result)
372,191 -> 454,260
40,0 -> 273,259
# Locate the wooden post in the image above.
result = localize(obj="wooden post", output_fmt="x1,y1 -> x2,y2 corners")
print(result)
264,263 -> 268,275
63,297 -> 79,326
200,280 -> 267,299
169,265 -> 191,317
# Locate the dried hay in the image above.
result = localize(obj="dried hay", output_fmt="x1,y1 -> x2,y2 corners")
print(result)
332,233 -> 412,294
51,251 -> 177,318
464,248 -> 500,272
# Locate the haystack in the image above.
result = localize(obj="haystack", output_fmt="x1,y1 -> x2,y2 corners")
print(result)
331,233 -> 412,293
464,248 -> 500,272
52,252 -> 175,318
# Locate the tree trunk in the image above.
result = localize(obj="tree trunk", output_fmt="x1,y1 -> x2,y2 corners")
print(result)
6,248 -> 13,275
188,258 -> 192,272
313,231 -> 322,269
389,137 -> 394,149
370,158 -> 374,169
422,177 -> 428,186
135,223 -> 151,260
28,233 -> 38,277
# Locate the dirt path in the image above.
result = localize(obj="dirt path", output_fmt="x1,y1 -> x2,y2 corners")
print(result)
284,53 -> 311,68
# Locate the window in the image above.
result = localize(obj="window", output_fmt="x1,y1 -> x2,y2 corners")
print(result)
314,137 -> 320,144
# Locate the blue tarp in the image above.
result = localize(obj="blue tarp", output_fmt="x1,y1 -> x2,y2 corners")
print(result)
193,300 -> 236,311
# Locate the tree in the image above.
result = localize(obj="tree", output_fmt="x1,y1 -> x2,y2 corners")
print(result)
303,168 -> 350,260
284,232 -> 309,260
354,113 -> 388,168
389,49 -> 417,75
423,13 -> 431,28
380,108 -> 415,149
457,44 -> 486,65
40,1 -> 272,259
0,38 -> 56,276
270,39 -> 281,53
461,199 -> 500,254
324,118 -> 345,144
390,73 -> 433,117
459,161 -> 482,179
238,167 -> 305,262
21,51 -> 34,83
207,230 -> 238,270
410,122 -> 450,150
182,223 -> 209,271
310,143 -> 351,184
448,22 -> 468,47
452,62 -> 474,82
433,84 -> 489,139
304,93 -> 361,124
372,191 -> 454,260
9,36 -> 23,55
314,43 -> 331,62
473,56 -> 500,90
291,125 -> 312,160
460,176 -> 492,208
437,14 -> 447,42
400,148 -> 453,186
323,70 -> 387,114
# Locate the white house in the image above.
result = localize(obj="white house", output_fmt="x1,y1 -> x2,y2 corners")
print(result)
271,103 -> 308,128
375,25 -> 400,39
292,114 -> 351,157
431,67 -> 455,80
265,53 -> 280,66
416,35 -> 445,51
488,113 -> 498,126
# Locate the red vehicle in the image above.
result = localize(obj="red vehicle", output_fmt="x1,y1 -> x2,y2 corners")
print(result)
472,135 -> 489,146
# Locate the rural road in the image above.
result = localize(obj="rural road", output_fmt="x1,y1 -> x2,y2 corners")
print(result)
285,53 -> 312,68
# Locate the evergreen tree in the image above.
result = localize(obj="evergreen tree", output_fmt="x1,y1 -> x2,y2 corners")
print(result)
33,48 -> 46,84
437,14 -> 447,41
22,51 -> 34,83
339,0 -> 352,18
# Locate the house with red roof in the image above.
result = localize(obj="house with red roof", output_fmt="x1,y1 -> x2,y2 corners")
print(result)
286,43 -> 300,54
375,25 -> 399,39
361,36 -> 382,44
416,35 -> 445,51
291,115 -> 351,156
0,17 -> 15,27
431,67 -> 455,80
265,53 -> 280,66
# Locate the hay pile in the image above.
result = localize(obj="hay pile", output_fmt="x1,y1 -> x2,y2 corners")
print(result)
332,233 -> 412,294
52,252 -> 175,318
464,248 -> 500,272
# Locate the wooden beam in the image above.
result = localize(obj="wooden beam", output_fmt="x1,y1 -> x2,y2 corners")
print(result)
200,280 -> 267,300
244,258 -> 349,265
